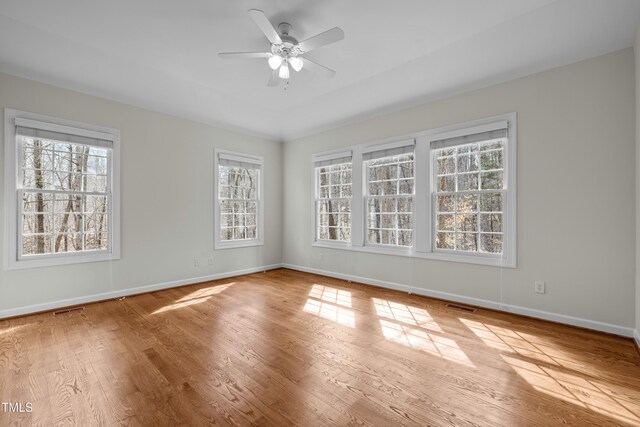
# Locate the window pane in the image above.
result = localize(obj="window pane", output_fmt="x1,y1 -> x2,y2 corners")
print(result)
317,198 -> 350,242
433,136 -> 507,256
398,230 -> 412,246
22,214 -> 53,234
85,214 -> 108,234
54,173 -> 83,191
436,232 -> 454,250
456,233 -> 478,252
85,232 -> 109,251
480,213 -> 502,233
22,192 -> 52,213
23,144 -> 54,171
53,233 -> 83,253
481,171 -> 503,190
456,214 -> 477,232
480,193 -> 502,212
399,179 -> 413,195
23,169 -> 53,190
438,176 -> 455,192
84,175 -> 108,193
457,153 -> 479,173
480,149 -> 503,170
18,134 -> 113,260
22,235 -> 52,256
480,234 -> 502,253
218,163 -> 260,242
437,195 -> 455,212
437,214 -> 454,231
54,213 -> 82,234
457,173 -> 479,191
437,157 -> 455,175
220,227 -> 233,240
398,197 -> 412,213
457,194 -> 477,213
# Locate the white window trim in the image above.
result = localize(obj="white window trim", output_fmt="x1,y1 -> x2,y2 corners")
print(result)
4,108 -> 121,270
311,113 -> 516,268
214,149 -> 264,249
363,142 -> 415,249
311,149 -> 354,247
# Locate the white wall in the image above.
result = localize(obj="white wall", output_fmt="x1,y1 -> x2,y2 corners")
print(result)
283,48 -> 636,330
0,72 -> 282,314
635,31 -> 640,341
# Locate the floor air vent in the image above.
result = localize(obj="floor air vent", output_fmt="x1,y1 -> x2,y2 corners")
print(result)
53,307 -> 84,315
446,303 -> 476,313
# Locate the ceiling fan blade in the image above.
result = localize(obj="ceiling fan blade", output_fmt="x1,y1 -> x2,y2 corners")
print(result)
267,68 -> 281,86
302,58 -> 336,79
248,9 -> 282,45
218,52 -> 270,59
298,27 -> 344,52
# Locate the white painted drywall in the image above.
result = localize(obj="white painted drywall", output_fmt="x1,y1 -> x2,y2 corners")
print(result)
635,30 -> 640,340
0,72 -> 282,313
283,48 -> 636,329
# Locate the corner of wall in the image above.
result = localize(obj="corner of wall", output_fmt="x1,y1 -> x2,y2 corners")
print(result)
635,26 -> 640,340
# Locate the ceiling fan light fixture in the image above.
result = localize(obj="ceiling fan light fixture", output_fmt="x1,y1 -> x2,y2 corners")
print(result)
279,62 -> 290,79
268,54 -> 284,70
289,57 -> 303,72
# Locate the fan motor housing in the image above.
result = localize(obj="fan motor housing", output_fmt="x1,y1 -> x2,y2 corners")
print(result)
278,22 -> 299,47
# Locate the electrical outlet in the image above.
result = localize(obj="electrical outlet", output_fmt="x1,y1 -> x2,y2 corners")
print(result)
534,281 -> 545,294
208,256 -> 214,265
194,258 -> 200,267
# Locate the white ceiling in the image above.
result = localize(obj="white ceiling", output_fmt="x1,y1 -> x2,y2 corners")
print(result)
1,0 -> 639,141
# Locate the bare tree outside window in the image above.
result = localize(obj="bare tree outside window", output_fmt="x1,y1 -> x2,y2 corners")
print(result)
219,166 -> 259,241
20,137 -> 110,256
366,153 -> 414,247
433,139 -> 504,254
316,162 -> 351,242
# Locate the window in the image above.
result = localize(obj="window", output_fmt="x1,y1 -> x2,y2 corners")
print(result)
311,113 -> 515,267
430,123 -> 510,257
215,150 -> 263,249
314,151 -> 352,243
4,109 -> 120,269
364,141 -> 415,247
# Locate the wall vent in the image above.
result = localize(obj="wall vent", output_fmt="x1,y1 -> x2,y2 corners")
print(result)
53,307 -> 83,315
446,303 -> 476,313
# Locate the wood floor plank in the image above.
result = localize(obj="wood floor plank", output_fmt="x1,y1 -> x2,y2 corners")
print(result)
1,268 -> 640,426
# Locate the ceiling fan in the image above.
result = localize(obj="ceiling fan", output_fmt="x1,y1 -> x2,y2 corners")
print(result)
219,9 -> 344,86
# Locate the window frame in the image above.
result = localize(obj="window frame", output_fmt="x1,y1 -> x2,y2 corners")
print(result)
312,150 -> 353,248
364,149 -> 415,249
4,108 -> 121,270
214,149 -> 264,249
310,113 -> 516,268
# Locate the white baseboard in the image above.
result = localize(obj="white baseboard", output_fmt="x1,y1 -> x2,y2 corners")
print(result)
0,263 -> 283,319
634,330 -> 640,350
282,263 -> 636,338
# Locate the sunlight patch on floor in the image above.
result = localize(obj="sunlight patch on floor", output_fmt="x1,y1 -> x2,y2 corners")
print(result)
459,318 -> 579,367
0,325 -> 23,335
373,298 -> 442,332
457,317 -> 640,424
502,354 -> 640,425
303,285 -> 355,327
152,282 -> 234,314
373,299 -> 473,367
309,284 -> 352,307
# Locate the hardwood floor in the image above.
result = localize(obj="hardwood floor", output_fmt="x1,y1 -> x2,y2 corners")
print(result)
1,268 -> 640,426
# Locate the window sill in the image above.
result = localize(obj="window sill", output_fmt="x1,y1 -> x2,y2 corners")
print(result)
215,240 -> 264,250
312,242 -> 515,268
7,251 -> 120,270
